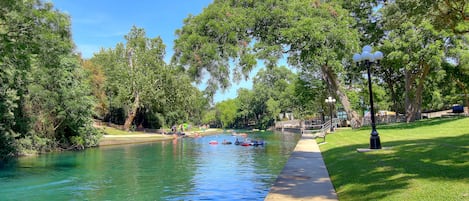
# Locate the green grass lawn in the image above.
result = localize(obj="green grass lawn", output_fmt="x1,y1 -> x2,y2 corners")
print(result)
100,126 -> 142,135
319,117 -> 469,201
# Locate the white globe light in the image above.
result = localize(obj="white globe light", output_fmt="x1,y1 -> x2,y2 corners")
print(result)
373,51 -> 384,60
353,53 -> 362,62
362,51 -> 373,61
363,45 -> 372,53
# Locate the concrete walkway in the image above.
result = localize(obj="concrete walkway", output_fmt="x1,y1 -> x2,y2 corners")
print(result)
265,133 -> 338,201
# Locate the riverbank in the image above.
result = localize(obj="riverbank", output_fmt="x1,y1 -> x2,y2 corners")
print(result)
98,127 -> 224,146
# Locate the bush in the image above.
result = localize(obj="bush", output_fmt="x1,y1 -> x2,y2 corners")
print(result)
79,126 -> 103,147
16,136 -> 37,155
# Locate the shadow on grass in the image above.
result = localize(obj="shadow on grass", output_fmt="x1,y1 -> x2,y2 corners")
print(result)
322,133 -> 469,200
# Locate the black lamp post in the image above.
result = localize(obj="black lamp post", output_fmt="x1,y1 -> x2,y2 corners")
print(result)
353,45 -> 383,149
325,96 -> 336,132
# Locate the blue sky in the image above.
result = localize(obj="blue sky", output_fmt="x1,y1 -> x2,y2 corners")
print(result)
50,0 -> 258,103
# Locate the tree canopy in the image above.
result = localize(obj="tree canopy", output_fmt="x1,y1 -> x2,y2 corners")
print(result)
1,0 -> 100,160
173,0 -> 364,127
91,26 -> 208,131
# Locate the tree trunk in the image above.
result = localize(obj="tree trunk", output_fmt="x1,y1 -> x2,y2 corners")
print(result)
414,63 -> 430,121
385,79 -> 400,122
405,63 -> 430,123
124,93 -> 139,131
321,65 -> 362,128
404,70 -> 415,123
455,79 -> 469,114
123,47 -> 138,131
415,81 -> 424,120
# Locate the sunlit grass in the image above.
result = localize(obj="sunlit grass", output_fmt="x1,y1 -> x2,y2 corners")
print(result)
320,117 -> 469,201
99,126 -> 152,135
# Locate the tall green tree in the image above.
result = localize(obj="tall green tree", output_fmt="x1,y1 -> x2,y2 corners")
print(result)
0,0 -> 34,158
93,26 -> 167,131
92,26 -> 209,130
250,66 -> 297,128
235,88 -> 256,127
173,0 -> 363,127
215,99 -> 238,128
381,3 -> 449,122
1,0 -> 100,159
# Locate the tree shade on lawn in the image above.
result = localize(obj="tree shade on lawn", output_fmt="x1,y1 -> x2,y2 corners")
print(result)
320,117 -> 469,201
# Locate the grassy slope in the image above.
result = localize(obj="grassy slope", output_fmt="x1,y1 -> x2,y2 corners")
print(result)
319,117 -> 469,201
97,126 -> 171,146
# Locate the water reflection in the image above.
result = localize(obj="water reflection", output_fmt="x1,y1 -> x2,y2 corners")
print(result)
0,131 -> 300,200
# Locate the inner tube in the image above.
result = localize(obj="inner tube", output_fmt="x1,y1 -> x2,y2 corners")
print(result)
209,140 -> 218,144
241,142 -> 250,146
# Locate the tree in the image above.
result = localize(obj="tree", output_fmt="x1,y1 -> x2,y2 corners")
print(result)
235,88 -> 256,127
293,74 -> 326,118
173,0 -> 363,127
92,26 -> 209,130
392,0 -> 469,34
0,0 -> 34,158
156,68 -> 207,127
81,59 -> 107,119
381,2 -> 449,122
250,66 -> 297,128
215,99 -> 238,128
202,109 -> 217,126
1,0 -> 100,159
93,26 -> 167,131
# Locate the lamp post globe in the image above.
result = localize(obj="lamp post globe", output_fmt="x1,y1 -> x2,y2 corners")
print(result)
325,96 -> 336,132
353,45 -> 383,149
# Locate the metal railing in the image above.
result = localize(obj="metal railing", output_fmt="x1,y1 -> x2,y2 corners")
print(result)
276,119 -> 339,136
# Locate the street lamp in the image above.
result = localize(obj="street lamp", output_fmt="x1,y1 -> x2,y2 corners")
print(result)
353,45 -> 384,149
325,96 -> 336,132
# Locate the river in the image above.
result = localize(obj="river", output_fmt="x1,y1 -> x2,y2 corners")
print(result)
0,131 -> 301,201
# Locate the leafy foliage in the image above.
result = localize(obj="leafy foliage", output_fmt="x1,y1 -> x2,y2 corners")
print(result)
392,0 -> 469,34
207,66 -> 298,129
0,0 -> 99,160
174,0 -> 363,126
215,99 -> 238,128
92,26 -> 208,131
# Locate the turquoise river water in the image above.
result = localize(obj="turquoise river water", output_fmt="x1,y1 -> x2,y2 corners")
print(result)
0,131 -> 301,201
